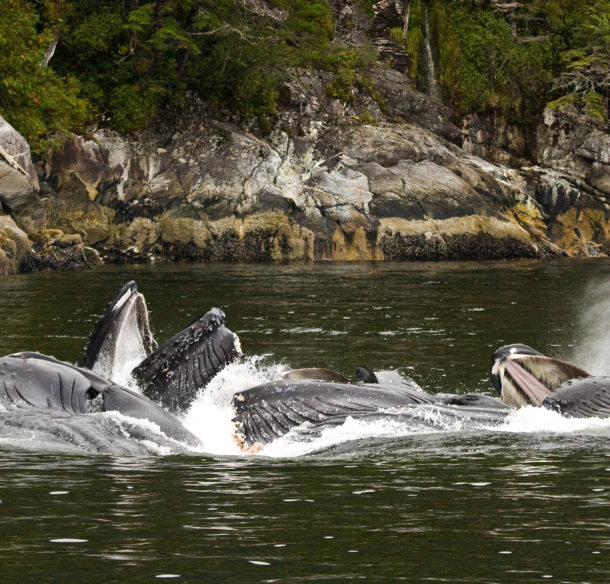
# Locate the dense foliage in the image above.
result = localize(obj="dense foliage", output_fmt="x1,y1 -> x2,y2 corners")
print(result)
428,0 -> 610,122
0,0 -> 608,152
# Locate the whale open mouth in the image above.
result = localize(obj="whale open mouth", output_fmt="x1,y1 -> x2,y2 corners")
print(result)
501,358 -> 556,406
491,345 -> 590,407
78,281 -> 154,381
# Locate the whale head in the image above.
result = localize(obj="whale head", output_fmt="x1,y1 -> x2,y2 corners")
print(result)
77,281 -> 154,383
490,343 -> 590,407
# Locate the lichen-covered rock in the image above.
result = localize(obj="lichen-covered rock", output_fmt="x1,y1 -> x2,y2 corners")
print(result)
377,214 -> 550,261
0,215 -> 33,274
533,106 -> 610,197
462,113 -> 527,166
20,229 -> 93,272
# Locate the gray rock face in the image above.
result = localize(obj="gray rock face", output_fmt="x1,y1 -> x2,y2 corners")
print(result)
0,115 -> 93,273
35,83 -> 559,263
0,115 -> 45,234
0,114 -> 39,195
0,114 -> 37,273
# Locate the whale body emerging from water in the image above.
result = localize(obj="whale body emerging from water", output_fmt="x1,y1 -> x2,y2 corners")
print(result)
2,282 -> 610,454
0,281 -> 241,453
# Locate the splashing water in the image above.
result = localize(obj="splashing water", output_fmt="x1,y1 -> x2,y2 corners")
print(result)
573,277 -> 610,375
182,357 -> 286,456
176,358 -> 610,458
499,405 -> 610,435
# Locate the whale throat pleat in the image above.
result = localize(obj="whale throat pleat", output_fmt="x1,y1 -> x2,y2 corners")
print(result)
0,355 -> 93,414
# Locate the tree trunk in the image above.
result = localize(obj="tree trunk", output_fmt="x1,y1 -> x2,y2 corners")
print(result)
402,2 -> 411,41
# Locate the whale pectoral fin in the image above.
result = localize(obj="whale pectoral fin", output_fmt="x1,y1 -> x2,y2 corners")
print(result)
132,308 -> 242,413
233,396 -> 349,447
102,385 -> 201,446
0,355 -> 94,413
543,377 -> 610,418
231,380 -> 433,448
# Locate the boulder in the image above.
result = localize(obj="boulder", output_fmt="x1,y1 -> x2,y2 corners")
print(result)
0,215 -> 32,275
0,114 -> 45,234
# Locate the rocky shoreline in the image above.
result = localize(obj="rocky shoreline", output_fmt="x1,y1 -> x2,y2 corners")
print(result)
2,66 -> 609,274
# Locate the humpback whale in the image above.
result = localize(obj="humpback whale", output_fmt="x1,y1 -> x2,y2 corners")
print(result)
231,378 -> 511,449
490,343 -> 610,417
77,280 -> 241,412
0,352 -> 200,451
3,280 -> 610,455
231,345 -> 610,449
0,281 -> 242,453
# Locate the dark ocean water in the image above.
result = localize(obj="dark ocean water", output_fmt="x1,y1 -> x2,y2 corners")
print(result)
1,260 -> 608,583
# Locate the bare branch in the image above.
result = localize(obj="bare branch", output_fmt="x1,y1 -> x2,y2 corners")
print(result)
238,0 -> 287,23
189,23 -> 258,43
402,2 -> 411,41
0,145 -> 37,186
41,35 -> 59,67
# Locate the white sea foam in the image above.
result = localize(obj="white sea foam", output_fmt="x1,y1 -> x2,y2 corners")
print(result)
498,405 -> 610,434
182,357 -> 284,455
260,416 -> 426,458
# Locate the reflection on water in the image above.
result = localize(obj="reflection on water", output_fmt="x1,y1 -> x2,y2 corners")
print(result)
1,440 -> 608,584
1,260 -> 609,582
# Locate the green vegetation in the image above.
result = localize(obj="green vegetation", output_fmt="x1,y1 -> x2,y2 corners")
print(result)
1,0 -> 337,148
431,1 -> 552,122
0,0 -> 88,150
426,0 -> 608,123
390,0 -> 424,84
0,0 -> 609,152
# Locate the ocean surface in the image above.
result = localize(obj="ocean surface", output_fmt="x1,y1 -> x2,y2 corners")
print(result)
1,260 -> 609,583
